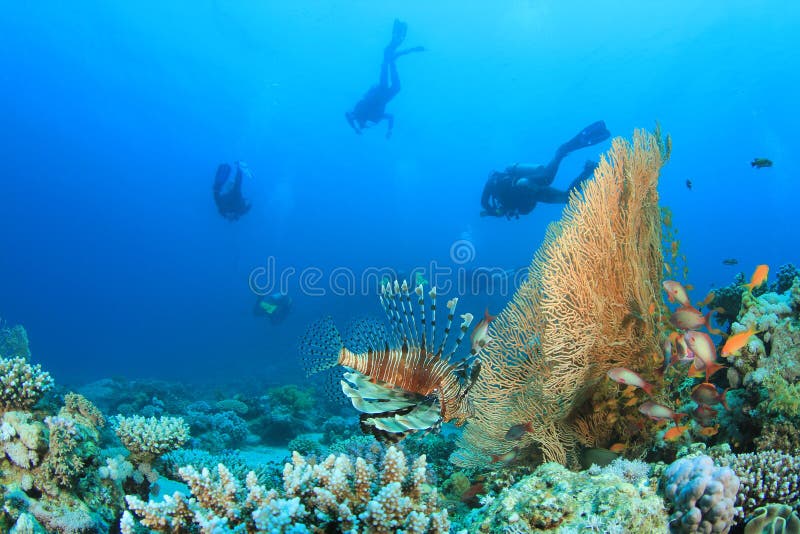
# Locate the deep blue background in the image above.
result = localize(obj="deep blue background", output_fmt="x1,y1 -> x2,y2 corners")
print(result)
1,1 -> 797,384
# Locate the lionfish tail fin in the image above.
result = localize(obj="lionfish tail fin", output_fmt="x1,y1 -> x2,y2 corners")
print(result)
298,316 -> 343,377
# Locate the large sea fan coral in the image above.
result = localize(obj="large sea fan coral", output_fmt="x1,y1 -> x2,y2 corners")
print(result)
453,128 -> 670,468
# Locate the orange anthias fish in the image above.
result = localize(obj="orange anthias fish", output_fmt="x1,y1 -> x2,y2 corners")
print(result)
663,280 -> 691,307
684,330 -> 724,381
692,404 -> 718,426
664,425 -> 690,442
470,309 -> 495,355
744,264 -> 769,292
697,291 -> 716,309
699,425 -> 719,437
691,383 -> 730,410
721,327 -> 759,357
607,367 -> 654,395
670,306 -> 722,335
609,443 -> 627,453
639,400 -> 687,424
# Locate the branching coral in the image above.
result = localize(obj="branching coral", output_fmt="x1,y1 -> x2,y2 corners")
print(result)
115,415 -> 189,463
453,128 -> 670,468
0,356 -> 54,412
122,445 -> 450,533
715,450 -> 800,516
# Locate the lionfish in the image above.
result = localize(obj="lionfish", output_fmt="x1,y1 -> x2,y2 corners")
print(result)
300,280 -> 485,442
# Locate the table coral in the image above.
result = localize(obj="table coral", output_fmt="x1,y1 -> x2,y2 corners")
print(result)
122,445 -> 450,533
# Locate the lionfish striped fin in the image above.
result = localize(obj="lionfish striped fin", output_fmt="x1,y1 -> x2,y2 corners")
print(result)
435,297 -> 458,357
428,286 -> 437,355
298,316 -> 343,377
415,284 -> 427,352
379,283 -> 402,346
399,280 -> 421,348
445,312 -> 474,362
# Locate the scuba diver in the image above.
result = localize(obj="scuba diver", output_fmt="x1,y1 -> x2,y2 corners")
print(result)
213,161 -> 252,221
480,121 -> 611,219
346,19 -> 424,139
253,292 -> 292,325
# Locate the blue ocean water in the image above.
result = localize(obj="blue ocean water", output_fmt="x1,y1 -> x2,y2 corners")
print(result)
0,1 -> 796,386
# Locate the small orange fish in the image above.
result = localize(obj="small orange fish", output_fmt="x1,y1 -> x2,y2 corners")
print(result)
663,425 -> 689,442
609,443 -> 627,453
699,425 -> 719,437
663,280 -> 691,307
648,302 -> 657,315
670,241 -> 679,256
624,396 -> 639,407
687,360 -> 724,381
721,327 -> 758,357
744,264 -> 769,292
697,291 -> 715,309
684,330 -> 722,382
607,367 -> 654,395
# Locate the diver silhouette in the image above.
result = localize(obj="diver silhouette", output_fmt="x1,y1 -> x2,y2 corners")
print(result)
480,121 -> 611,219
213,161 -> 252,221
345,19 -> 424,139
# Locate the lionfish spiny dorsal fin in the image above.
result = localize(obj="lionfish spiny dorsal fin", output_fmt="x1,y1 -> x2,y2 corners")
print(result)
445,312 -> 474,361
380,282 -> 404,347
415,284 -> 427,352
399,280 -> 421,348
436,297 -> 457,357
428,286 -> 437,355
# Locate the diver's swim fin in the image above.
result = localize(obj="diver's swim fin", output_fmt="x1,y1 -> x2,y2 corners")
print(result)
561,121 -> 611,154
391,19 -> 408,47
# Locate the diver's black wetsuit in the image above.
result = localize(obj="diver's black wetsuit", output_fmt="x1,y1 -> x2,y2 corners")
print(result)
213,163 -> 251,221
346,19 -> 424,138
480,121 -> 611,219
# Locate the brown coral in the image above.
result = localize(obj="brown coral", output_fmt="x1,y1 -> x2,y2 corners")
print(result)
453,128 -> 670,468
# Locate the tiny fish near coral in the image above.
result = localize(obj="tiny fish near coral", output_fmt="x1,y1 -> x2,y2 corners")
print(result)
720,326 -> 759,357
639,400 -> 687,424
743,264 -> 769,292
663,280 -> 691,307
607,367 -> 654,395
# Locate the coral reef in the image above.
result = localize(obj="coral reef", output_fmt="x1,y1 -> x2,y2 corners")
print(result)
122,445 -> 450,532
743,504 -> 800,534
660,454 -> 739,533
114,415 -> 189,463
0,356 -> 54,412
0,321 -> 30,360
454,127 -> 671,468
715,450 -> 800,516
466,460 -> 667,533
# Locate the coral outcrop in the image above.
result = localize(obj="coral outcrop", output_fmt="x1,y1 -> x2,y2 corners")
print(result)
466,460 -> 667,533
660,455 -> 739,533
122,445 -> 450,533
0,356 -> 54,412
